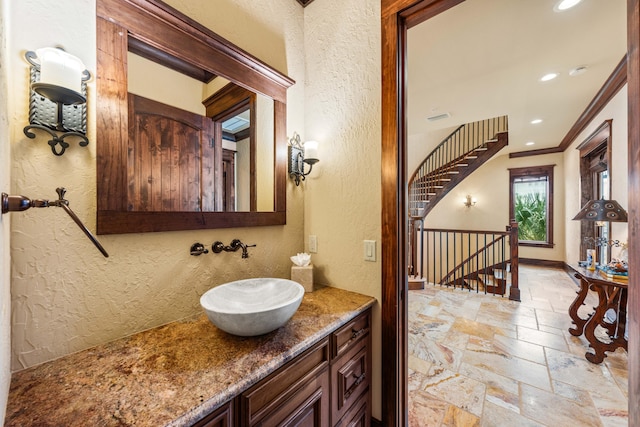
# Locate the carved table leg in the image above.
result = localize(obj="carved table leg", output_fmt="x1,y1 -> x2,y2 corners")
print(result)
584,284 -> 628,364
568,274 -> 591,336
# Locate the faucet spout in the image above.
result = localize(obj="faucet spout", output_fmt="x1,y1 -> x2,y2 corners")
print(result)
230,239 -> 257,258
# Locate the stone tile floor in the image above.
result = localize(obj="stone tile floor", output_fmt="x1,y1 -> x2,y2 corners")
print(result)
408,265 -> 628,426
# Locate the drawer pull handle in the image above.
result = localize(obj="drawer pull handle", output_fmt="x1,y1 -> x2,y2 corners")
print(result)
344,372 -> 366,399
351,327 -> 366,340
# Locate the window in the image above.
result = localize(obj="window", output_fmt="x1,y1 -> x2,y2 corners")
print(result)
509,165 -> 555,248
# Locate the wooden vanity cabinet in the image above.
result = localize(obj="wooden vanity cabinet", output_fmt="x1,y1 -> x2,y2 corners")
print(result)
192,309 -> 371,427
192,400 -> 234,427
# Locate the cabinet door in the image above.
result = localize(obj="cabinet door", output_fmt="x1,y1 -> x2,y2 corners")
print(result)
258,368 -> 330,427
330,339 -> 370,425
192,400 -> 234,427
241,338 -> 330,426
334,397 -> 368,427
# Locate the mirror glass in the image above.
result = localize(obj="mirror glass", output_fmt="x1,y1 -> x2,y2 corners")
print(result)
127,52 -> 275,212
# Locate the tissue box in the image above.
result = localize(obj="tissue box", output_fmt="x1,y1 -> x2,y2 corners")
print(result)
292,264 -> 314,292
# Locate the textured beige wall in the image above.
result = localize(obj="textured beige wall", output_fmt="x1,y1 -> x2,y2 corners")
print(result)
302,0 -> 382,419
7,0 -> 305,370
1,0 -> 12,419
563,86 -> 629,263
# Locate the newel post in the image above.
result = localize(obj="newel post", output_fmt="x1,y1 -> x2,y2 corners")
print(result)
508,221 -> 521,301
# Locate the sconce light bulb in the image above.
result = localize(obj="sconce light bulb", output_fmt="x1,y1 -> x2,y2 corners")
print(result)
33,47 -> 87,104
304,140 -> 319,162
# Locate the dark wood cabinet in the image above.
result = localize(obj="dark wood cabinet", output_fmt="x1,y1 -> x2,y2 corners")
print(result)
330,311 -> 371,427
240,338 -> 330,426
192,400 -> 234,427
334,397 -> 368,427
254,368 -> 330,427
192,309 -> 371,427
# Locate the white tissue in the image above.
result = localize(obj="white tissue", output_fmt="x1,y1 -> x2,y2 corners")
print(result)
290,253 -> 311,267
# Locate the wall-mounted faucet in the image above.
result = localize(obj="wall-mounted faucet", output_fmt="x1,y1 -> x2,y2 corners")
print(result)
212,239 -> 256,259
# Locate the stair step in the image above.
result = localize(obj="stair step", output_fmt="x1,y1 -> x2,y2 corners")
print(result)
427,173 -> 454,179
457,163 -> 469,167
474,147 -> 488,151
486,138 -> 498,143
465,155 -> 478,159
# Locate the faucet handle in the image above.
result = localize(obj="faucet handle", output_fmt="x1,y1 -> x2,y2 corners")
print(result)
190,242 -> 209,256
211,241 -> 225,253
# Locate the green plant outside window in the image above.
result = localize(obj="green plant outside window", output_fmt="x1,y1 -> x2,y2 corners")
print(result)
513,177 -> 548,242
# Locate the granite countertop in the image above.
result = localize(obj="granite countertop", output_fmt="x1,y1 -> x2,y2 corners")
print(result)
5,287 -> 375,427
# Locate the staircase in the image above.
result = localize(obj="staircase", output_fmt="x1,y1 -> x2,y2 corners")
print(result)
408,116 -> 520,301
409,115 -> 509,219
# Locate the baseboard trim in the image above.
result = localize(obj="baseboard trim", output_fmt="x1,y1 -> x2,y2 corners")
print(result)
519,258 -> 565,269
371,418 -> 383,427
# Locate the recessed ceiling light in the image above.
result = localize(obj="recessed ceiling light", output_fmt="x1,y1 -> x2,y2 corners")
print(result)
540,73 -> 559,82
426,112 -> 451,122
530,119 -> 543,125
526,141 -> 535,146
554,0 -> 582,12
569,65 -> 588,76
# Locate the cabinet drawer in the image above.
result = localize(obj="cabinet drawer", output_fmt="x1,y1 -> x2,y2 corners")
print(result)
330,338 -> 370,424
192,399 -> 234,427
331,311 -> 370,360
241,338 -> 330,425
257,367 -> 330,427
334,395 -> 369,427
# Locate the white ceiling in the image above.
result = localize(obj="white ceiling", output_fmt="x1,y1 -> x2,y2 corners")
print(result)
407,0 -> 627,157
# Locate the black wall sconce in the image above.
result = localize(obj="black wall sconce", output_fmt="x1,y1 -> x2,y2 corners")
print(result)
288,132 -> 319,186
24,47 -> 91,156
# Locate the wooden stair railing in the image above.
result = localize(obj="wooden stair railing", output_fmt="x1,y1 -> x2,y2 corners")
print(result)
408,115 -> 509,219
416,223 -> 520,301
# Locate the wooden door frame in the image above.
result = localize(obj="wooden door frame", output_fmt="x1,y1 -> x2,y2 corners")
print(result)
381,0 -> 640,425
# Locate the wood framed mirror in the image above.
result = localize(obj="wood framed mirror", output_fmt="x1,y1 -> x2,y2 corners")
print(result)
96,0 -> 294,234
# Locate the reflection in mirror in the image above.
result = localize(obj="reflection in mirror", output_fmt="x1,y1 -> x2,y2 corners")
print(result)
220,97 -> 274,212
127,47 -> 275,212
96,0 -> 294,234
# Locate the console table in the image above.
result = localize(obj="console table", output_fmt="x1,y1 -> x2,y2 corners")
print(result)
567,263 -> 628,364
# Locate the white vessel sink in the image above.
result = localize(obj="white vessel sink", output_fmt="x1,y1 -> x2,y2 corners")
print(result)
200,278 -> 305,336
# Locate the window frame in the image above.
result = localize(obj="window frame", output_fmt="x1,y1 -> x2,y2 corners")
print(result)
509,165 -> 555,248
577,120 -> 613,263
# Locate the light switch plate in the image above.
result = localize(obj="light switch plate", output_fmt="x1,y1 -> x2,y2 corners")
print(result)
364,240 -> 376,261
309,235 -> 318,253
